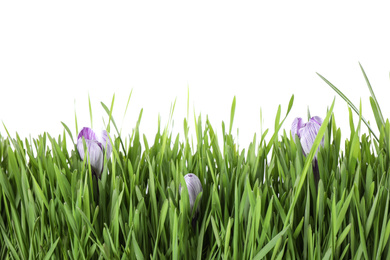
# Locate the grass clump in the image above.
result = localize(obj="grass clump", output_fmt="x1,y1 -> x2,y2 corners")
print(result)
2,66 -> 390,259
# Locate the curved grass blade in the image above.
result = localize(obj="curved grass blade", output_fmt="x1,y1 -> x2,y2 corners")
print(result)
61,122 -> 75,146
359,62 -> 385,128
370,97 -> 384,134
317,72 -> 379,141
265,94 -> 294,155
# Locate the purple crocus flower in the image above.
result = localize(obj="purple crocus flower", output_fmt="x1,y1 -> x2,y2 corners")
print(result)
291,116 -> 324,185
291,116 -> 324,158
77,127 -> 112,178
179,173 -> 203,213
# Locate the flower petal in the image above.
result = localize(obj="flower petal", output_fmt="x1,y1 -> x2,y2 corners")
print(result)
98,130 -> 112,160
310,116 -> 323,126
77,137 -> 104,176
311,116 -> 325,148
291,117 -> 304,141
181,173 -> 203,212
299,120 -> 322,156
77,127 -> 98,142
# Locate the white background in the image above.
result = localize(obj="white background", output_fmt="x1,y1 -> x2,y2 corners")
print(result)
1,2 -> 390,151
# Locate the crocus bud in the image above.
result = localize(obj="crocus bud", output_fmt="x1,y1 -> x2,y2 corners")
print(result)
179,173 -> 203,213
77,127 -> 112,178
291,116 -> 324,157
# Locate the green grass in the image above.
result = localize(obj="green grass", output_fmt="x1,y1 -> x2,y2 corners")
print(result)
2,67 -> 390,259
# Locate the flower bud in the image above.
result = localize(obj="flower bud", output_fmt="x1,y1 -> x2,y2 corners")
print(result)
180,173 -> 203,213
77,127 -> 112,178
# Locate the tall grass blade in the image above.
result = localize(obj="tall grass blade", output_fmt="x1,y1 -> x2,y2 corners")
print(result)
317,72 -> 379,141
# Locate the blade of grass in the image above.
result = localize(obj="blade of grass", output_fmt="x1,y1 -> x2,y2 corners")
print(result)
61,122 -> 75,146
229,96 -> 236,135
359,62 -> 385,127
120,89 -> 133,134
101,99 -> 127,157
317,72 -> 379,141
253,225 -> 289,260
43,237 -> 60,260
74,99 -> 79,136
88,93 -> 93,129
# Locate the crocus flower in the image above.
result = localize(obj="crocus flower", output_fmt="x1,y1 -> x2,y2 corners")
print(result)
77,127 -> 112,178
291,116 -> 324,186
179,173 -> 203,213
291,116 -> 324,158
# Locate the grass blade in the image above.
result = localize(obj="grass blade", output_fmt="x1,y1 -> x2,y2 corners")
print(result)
317,72 -> 379,141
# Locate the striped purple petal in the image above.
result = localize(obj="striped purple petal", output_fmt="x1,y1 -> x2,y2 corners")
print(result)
291,117 -> 304,141
77,137 -> 104,176
77,127 -> 112,177
98,130 -> 112,160
292,116 -> 324,158
299,119 -> 323,157
310,116 -> 323,126
77,127 -> 98,142
180,173 -> 203,212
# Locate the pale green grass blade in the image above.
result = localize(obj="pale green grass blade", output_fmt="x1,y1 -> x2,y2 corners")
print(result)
74,99 -> 79,136
229,96 -> 236,135
88,93 -> 93,129
107,94 -> 115,133
120,89 -> 133,134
